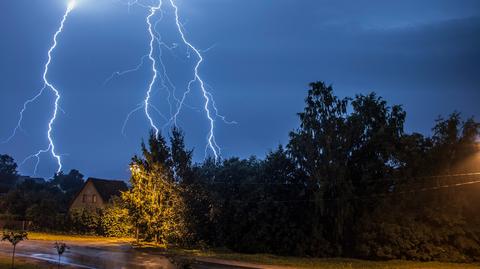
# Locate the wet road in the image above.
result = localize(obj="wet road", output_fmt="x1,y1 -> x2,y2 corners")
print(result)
0,240 -> 175,269
0,240 -> 261,269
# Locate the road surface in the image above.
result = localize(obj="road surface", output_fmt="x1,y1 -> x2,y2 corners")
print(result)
0,239 -> 263,269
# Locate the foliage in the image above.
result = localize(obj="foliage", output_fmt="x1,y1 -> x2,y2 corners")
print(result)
0,169 -> 84,232
1,179 -> 67,231
67,196 -> 133,237
51,170 -> 85,199
122,131 -> 188,245
2,231 -> 28,246
0,154 -> 19,193
177,82 -> 480,261
100,197 -> 134,237
1,81 -> 479,263
2,230 -> 28,269
69,209 -> 102,235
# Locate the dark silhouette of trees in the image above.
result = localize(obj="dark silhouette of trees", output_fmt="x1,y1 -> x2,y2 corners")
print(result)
1,81 -> 479,262
51,170 -> 85,199
0,168 -> 85,231
178,81 -> 480,261
0,154 -> 19,193
2,179 -> 67,230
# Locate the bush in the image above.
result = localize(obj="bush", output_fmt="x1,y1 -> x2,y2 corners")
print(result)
100,198 -> 133,237
69,209 -> 102,235
68,197 -> 133,237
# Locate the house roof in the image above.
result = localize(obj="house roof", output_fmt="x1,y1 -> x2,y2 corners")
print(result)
87,178 -> 128,202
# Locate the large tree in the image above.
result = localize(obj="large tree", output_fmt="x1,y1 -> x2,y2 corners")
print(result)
288,82 -> 352,254
51,169 -> 85,199
0,154 -> 19,193
123,131 -> 187,245
287,82 -> 408,254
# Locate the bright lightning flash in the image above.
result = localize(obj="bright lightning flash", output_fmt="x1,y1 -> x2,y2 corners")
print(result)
6,3 -> 75,175
111,0 -> 236,162
68,1 -> 76,10
169,0 -> 221,161
144,1 -> 162,138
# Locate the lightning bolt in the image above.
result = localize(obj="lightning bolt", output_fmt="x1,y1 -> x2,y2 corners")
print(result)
168,0 -> 221,161
142,1 -> 163,138
103,54 -> 149,85
6,2 -> 75,175
115,0 -> 235,162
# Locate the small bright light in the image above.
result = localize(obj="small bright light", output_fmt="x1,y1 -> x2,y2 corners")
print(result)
68,1 -> 76,10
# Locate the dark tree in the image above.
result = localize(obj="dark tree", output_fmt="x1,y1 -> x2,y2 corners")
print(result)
51,169 -> 85,198
170,127 -> 194,183
0,154 -> 19,193
288,82 -> 351,255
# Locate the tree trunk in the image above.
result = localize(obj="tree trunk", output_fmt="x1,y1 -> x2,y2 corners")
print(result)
136,226 -> 139,244
58,254 -> 61,269
11,244 -> 16,269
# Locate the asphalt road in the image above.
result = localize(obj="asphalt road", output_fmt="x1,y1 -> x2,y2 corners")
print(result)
0,239 -> 175,269
0,240 -> 260,269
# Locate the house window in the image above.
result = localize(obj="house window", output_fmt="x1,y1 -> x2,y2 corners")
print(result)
92,195 -> 97,203
82,194 -> 88,203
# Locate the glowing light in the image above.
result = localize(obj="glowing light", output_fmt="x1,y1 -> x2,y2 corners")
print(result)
8,3 -> 75,175
68,1 -> 76,10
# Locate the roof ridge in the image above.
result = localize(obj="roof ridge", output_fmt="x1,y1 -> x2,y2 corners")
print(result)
87,177 -> 126,182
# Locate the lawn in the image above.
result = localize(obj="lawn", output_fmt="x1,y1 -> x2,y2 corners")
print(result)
27,232 -> 132,243
168,249 -> 480,269
0,256 -> 53,269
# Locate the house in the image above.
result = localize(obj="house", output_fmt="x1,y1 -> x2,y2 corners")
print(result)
69,178 -> 128,211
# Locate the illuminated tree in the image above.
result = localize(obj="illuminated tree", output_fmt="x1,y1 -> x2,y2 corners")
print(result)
123,131 -> 188,245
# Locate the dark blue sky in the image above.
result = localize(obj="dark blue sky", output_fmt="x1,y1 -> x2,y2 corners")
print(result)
0,0 -> 479,179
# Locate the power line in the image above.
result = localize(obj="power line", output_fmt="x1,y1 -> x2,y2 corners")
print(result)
224,174 -> 480,204
206,172 -> 480,186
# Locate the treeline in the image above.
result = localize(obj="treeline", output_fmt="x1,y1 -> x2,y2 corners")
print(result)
0,161 -> 133,236
122,82 -> 480,262
0,167 -> 85,230
1,81 -> 479,262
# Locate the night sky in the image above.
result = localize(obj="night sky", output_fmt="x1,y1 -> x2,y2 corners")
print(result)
0,0 -> 479,179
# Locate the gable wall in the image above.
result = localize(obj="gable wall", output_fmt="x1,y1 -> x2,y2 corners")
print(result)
69,181 -> 106,211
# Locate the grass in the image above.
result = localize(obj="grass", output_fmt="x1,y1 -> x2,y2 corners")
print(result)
19,233 -> 480,268
166,249 -> 480,269
27,232 -> 132,243
0,256 -> 51,269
